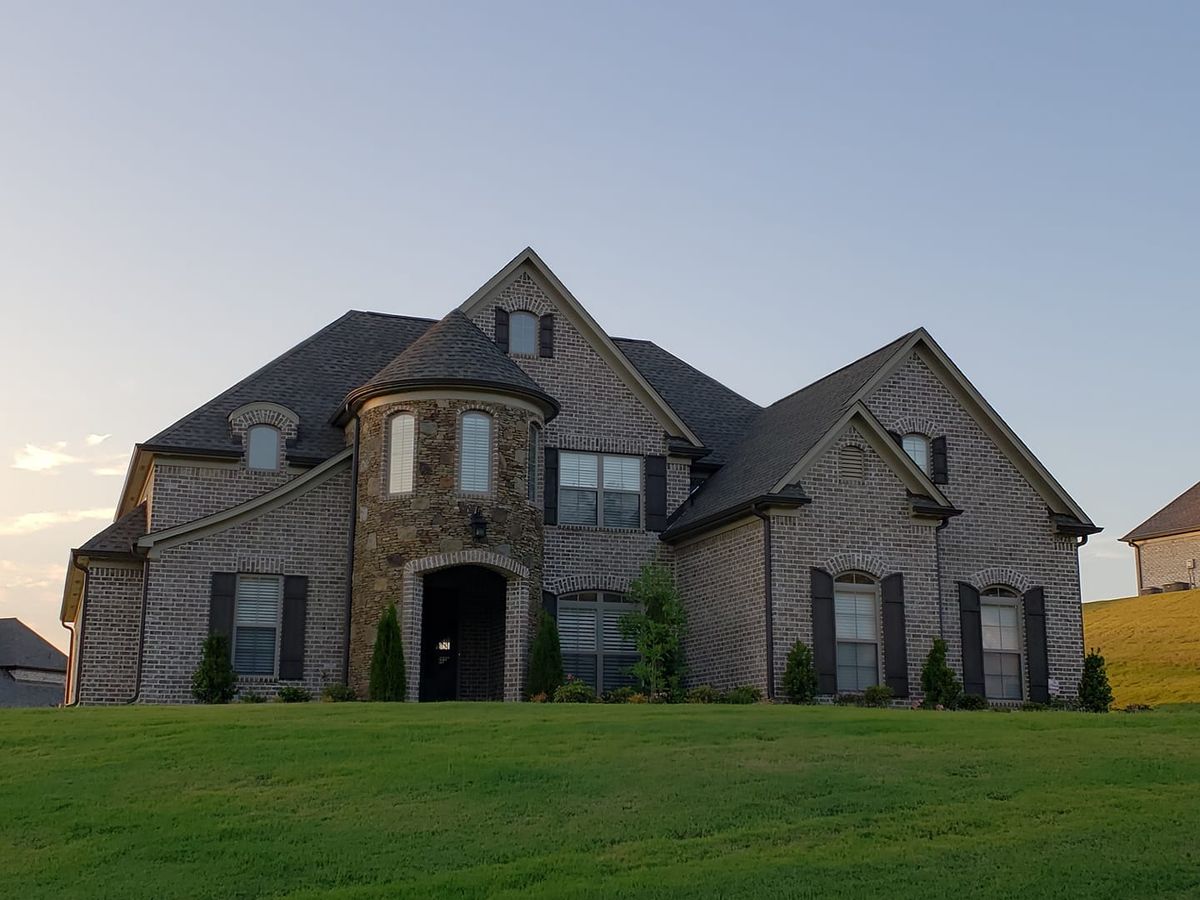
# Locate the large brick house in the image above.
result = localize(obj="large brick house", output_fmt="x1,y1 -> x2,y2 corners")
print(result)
61,248 -> 1100,706
1122,483 -> 1200,593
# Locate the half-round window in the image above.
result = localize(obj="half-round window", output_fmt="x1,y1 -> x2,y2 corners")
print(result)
246,425 -> 280,471
509,311 -> 538,355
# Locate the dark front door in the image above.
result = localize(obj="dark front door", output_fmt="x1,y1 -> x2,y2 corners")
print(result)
420,587 -> 459,701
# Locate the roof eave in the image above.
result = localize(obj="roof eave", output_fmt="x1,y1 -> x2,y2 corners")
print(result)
661,492 -> 812,543
336,377 -> 561,426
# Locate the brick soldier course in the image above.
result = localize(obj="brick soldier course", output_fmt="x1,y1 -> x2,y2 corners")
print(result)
60,247 -> 1100,707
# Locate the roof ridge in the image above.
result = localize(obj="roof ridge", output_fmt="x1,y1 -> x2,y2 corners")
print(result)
613,337 -> 762,410
347,310 -> 439,323
760,329 -> 916,412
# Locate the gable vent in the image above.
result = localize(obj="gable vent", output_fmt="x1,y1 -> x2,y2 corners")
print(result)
839,445 -> 865,480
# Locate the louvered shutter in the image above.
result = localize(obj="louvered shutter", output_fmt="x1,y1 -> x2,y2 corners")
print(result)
279,576 -> 308,681
539,314 -> 554,358
881,573 -> 909,697
1023,587 -> 1049,703
558,606 -> 597,688
810,568 -> 837,694
644,455 -> 667,532
494,308 -> 509,352
958,583 -> 985,696
544,447 -> 559,525
931,436 -> 949,484
209,573 -> 236,640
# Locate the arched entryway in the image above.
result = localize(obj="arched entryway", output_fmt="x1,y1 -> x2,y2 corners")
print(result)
420,566 -> 506,701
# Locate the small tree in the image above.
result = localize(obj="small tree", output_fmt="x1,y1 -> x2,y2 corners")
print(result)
920,638 -> 962,709
369,603 -> 407,701
192,633 -> 237,704
527,610 -> 565,698
1079,647 -> 1114,712
782,640 -> 818,703
620,562 -> 687,697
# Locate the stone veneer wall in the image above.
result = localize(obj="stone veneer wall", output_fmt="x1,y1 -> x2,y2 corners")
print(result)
866,351 -> 1085,697
1135,534 -> 1200,591
348,396 -> 545,698
76,562 -> 145,705
138,466 -> 351,703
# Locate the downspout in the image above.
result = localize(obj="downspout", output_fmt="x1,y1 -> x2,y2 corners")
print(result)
1132,543 -> 1142,594
751,504 -> 775,700
341,417 -> 361,684
124,558 -> 151,704
935,517 -> 949,641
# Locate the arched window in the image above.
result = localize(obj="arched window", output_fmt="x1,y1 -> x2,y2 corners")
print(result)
556,591 -> 639,692
901,433 -> 930,473
509,311 -> 538,355
981,586 -> 1022,700
388,413 -> 416,494
246,425 -> 280,471
839,445 -> 865,480
459,411 -> 492,493
834,572 -> 879,691
527,423 -> 541,503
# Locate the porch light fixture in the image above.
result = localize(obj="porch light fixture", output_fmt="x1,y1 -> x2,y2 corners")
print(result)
470,507 -> 487,542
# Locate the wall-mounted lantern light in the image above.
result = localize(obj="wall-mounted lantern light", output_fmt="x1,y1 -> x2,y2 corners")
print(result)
470,507 -> 487,542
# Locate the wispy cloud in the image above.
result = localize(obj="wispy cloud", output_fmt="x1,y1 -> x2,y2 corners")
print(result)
0,560 -> 64,593
12,442 -> 81,473
0,508 -> 111,537
91,465 -> 126,477
1082,538 -> 1130,561
84,433 -> 112,447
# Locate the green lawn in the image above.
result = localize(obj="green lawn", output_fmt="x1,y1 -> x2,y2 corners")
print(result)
3,704 -> 1200,898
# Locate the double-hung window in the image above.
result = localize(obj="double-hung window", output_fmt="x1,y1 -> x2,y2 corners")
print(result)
459,411 -> 492,493
559,452 -> 641,528
509,311 -> 538,355
982,587 -> 1022,700
834,572 -> 879,691
557,591 -> 639,691
233,575 -> 281,676
388,413 -> 415,494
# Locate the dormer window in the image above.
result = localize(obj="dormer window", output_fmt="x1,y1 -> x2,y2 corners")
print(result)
901,434 -> 930,474
509,311 -> 538,355
246,425 -> 280,471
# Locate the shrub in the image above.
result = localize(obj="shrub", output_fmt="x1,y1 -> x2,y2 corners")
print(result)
1079,648 -> 1114,713
781,641 -> 818,704
321,682 -> 357,702
552,676 -> 596,703
277,685 -> 312,703
920,638 -> 962,709
686,684 -> 724,704
621,562 -> 687,697
861,684 -> 894,707
369,603 -> 406,702
527,611 -> 565,699
1124,703 -> 1153,713
625,692 -> 649,704
601,686 -> 639,704
238,690 -> 266,704
528,692 -> 549,704
834,692 -> 862,706
191,634 -> 237,704
957,692 -> 988,711
724,685 -> 763,705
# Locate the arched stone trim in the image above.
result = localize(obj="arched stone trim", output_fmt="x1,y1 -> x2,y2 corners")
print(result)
229,402 -> 300,437
491,271 -> 557,317
967,566 -> 1034,594
824,551 -> 888,580
887,415 -> 942,439
401,549 -> 531,702
545,573 -> 632,596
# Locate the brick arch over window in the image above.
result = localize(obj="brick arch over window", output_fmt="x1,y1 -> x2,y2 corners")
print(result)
228,401 -> 300,442
401,550 -> 531,702
545,573 -> 631,596
966,566 -> 1035,594
886,415 -> 942,439
824,551 -> 888,580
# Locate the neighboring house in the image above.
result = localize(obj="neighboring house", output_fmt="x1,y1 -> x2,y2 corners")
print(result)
1,618 -> 67,707
60,248 -> 1100,706
1122,481 -> 1200,593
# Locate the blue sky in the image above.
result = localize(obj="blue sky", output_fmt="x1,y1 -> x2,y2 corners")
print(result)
2,2 -> 1197,648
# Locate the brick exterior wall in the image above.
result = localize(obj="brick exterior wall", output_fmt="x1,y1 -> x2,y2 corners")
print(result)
149,460 -> 296,531
865,350 -> 1085,697
1135,534 -> 1200,591
76,562 -> 145,705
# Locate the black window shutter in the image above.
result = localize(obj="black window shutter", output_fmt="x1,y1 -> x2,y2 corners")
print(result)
810,568 -> 837,694
931,436 -> 949,484
958,583 -> 985,696
544,447 -> 559,525
645,455 -> 667,532
1023,586 -> 1049,703
542,590 -> 558,621
278,576 -> 308,681
881,573 -> 909,697
539,314 -> 554,358
888,430 -> 902,445
494,308 -> 510,353
209,573 -> 236,640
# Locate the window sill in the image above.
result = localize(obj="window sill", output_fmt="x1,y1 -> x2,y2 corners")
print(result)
235,674 -> 278,683
552,523 -> 644,534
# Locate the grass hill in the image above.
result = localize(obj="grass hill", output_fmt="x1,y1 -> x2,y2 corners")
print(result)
3,703 -> 1200,898
1083,588 -> 1200,707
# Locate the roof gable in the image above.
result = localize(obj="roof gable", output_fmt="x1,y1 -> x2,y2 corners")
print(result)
0,619 -> 67,672
1122,480 -> 1200,543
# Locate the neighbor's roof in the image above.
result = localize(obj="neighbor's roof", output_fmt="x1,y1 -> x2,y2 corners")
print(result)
77,502 -> 147,558
665,331 -> 915,537
0,671 -> 63,707
342,310 -> 559,420
1123,481 -> 1200,543
0,618 -> 67,672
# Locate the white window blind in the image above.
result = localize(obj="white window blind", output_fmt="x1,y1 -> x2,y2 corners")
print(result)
234,575 -> 281,676
902,434 -> 930,473
834,583 -> 879,692
558,452 -> 640,528
510,311 -> 537,355
556,592 -> 640,691
982,603 -> 1022,700
246,425 -> 280,471
389,414 -> 415,493
460,412 -> 492,493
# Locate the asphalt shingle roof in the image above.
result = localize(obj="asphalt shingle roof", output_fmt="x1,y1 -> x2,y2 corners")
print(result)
78,503 -> 147,556
1123,480 -> 1200,542
0,618 -> 67,672
665,332 -> 914,536
0,671 -> 63,707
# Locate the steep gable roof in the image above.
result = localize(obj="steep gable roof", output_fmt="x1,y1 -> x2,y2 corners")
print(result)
78,503 -> 147,557
1122,481 -> 1200,543
0,619 -> 67,672
341,310 -> 558,420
